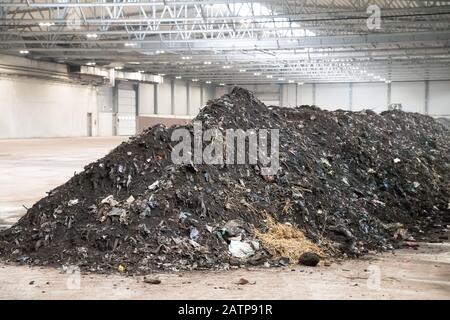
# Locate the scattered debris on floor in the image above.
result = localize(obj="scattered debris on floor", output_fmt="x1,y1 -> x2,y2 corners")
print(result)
236,277 -> 255,285
143,277 -> 161,285
298,252 -> 321,267
0,87 -> 449,274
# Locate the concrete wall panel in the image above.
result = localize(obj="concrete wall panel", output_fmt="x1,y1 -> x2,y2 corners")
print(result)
352,82 -> 388,111
0,76 -> 98,138
391,81 -> 425,113
316,83 -> 350,110
429,81 -> 450,116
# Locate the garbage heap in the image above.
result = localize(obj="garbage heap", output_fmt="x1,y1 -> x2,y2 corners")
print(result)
0,87 -> 449,273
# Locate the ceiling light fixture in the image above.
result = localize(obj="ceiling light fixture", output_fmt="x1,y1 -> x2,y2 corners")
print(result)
219,83 -> 225,86
239,69 -> 246,72
278,77 -> 285,81
158,73 -> 166,76
181,56 -> 192,60
124,42 -> 137,47
114,66 -> 123,70
266,75 -> 273,79
206,81 -> 211,84
204,61 -> 212,65
86,62 -> 96,66
254,72 -> 261,76
86,33 -> 98,39
223,65 -> 232,69
192,79 -> 199,82
288,80 -> 294,83
175,76 -> 182,79
19,50 -> 29,54
39,22 -> 55,27
155,50 -> 165,54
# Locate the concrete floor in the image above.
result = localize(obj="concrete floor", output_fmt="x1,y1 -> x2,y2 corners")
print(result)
1,242 -> 449,299
0,137 -> 449,299
0,137 -> 127,228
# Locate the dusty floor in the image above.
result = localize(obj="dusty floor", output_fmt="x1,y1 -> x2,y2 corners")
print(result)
0,137 -> 449,300
0,242 -> 449,299
0,137 -> 127,228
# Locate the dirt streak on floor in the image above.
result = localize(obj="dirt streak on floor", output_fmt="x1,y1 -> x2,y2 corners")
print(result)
1,242 -> 449,300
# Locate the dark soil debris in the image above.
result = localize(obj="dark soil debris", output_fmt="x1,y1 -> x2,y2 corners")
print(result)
0,87 -> 449,274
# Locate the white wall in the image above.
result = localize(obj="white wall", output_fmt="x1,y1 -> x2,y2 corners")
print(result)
352,82 -> 388,111
429,81 -> 450,116
98,113 -> 114,136
280,84 -> 297,106
203,85 -> 215,104
189,84 -> 202,116
138,83 -> 155,115
292,81 -> 449,116
238,84 -> 281,106
391,81 -> 425,113
316,83 -> 350,111
0,76 -> 98,138
174,80 -> 188,115
2,74 -> 447,139
300,84 -> 314,105
157,82 -> 172,115
139,81 -> 214,117
215,86 -> 228,98
97,86 -> 113,112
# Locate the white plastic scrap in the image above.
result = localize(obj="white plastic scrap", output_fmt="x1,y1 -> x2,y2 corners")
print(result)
179,211 -> 191,222
320,157 -> 332,167
413,181 -> 421,188
68,199 -> 79,207
148,180 -> 160,191
189,227 -> 200,241
101,195 -> 118,207
393,158 -> 401,164
228,240 -> 255,259
108,207 -> 125,216
126,195 -> 135,204
372,199 -> 386,207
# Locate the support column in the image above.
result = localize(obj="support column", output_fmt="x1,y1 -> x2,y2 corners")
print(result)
154,83 -> 159,114
134,84 -> 139,116
171,80 -> 175,115
387,82 -> 392,106
186,82 -> 191,115
113,83 -> 119,136
200,85 -> 204,106
279,84 -> 283,107
312,83 -> 316,105
349,82 -> 353,111
425,80 -> 430,115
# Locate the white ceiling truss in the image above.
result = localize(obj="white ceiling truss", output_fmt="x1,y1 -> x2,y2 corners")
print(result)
1,0 -> 450,84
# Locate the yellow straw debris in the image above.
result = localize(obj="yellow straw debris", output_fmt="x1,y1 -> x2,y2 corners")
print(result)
254,216 -> 324,263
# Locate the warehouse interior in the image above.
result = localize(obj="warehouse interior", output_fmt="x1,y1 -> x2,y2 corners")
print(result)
0,0 -> 449,300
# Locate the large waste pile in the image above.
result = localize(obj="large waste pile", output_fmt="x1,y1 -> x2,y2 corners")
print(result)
0,87 -> 449,273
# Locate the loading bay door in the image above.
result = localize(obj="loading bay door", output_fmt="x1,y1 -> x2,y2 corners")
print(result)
117,88 -> 136,136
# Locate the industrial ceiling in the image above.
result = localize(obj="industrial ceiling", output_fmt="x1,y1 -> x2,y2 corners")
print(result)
1,0 -> 450,85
